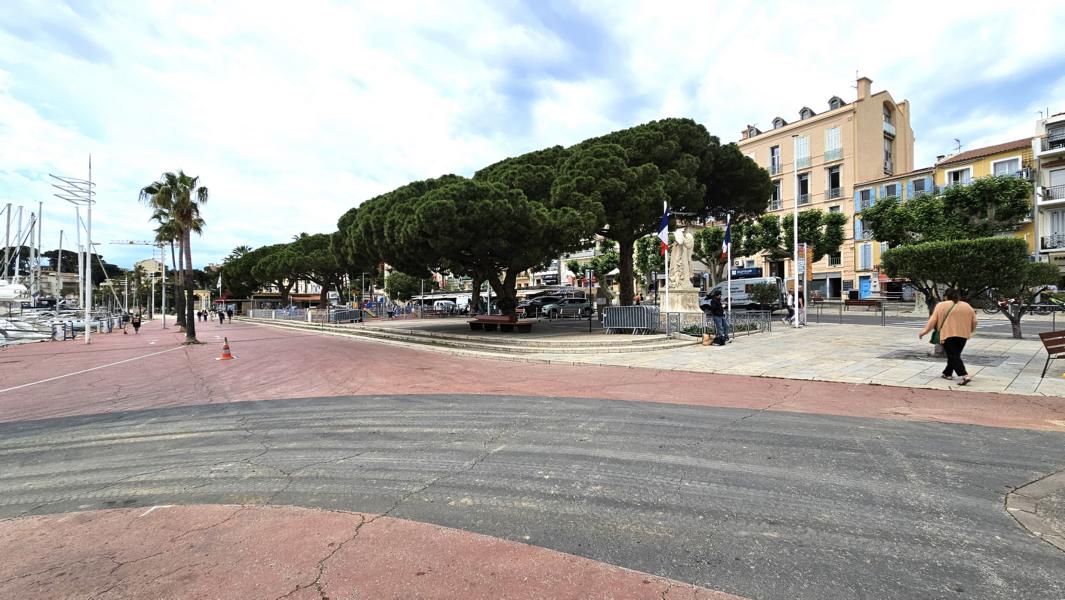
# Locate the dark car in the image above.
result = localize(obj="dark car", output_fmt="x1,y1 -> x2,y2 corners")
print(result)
542,297 -> 593,319
517,295 -> 562,317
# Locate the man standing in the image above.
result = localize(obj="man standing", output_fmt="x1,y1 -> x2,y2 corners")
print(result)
706,289 -> 730,344
226,307 -> 234,323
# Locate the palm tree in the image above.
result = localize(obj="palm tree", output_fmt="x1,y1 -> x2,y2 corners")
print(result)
140,171 -> 208,344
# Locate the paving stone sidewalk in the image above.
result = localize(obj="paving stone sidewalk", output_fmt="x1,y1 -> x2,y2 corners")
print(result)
533,323 -> 1065,397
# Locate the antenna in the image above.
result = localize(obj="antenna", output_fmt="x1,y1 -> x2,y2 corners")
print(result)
953,138 -> 962,153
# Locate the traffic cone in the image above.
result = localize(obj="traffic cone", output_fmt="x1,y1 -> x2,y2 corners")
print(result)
219,337 -> 234,360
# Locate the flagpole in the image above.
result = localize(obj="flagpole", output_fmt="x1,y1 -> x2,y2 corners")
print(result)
663,200 -> 669,312
726,214 -> 731,323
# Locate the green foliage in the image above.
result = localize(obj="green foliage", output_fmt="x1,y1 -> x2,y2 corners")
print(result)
734,210 -> 846,263
881,237 -> 1032,317
384,271 -> 423,301
749,283 -> 781,307
289,233 -> 347,305
566,241 -> 619,284
691,227 -> 725,285
634,235 -> 665,285
863,176 -> 1034,245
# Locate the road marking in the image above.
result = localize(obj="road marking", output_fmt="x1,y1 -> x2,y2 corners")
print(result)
139,505 -> 172,517
0,346 -> 185,396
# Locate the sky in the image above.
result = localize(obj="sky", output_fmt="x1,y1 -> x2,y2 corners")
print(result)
2,0 -> 1064,269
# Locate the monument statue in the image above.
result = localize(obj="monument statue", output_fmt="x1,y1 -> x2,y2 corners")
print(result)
668,227 -> 695,288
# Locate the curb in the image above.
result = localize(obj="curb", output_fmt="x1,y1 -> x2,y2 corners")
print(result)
1006,469 -> 1065,552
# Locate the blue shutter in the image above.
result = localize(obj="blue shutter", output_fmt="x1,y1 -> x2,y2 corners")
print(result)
854,217 -> 863,240
925,175 -> 934,194
879,185 -> 886,199
905,181 -> 913,199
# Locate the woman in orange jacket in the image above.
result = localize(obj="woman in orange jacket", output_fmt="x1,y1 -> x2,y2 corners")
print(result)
919,289 -> 978,385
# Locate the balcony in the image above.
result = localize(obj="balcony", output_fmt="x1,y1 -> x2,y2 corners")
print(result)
797,193 -> 810,205
769,161 -> 782,176
883,120 -> 896,137
883,158 -> 893,174
826,187 -> 842,199
859,230 -> 874,241
1039,133 -> 1065,154
824,147 -> 843,162
1044,184 -> 1065,202
1042,234 -> 1065,251
768,199 -> 782,211
828,255 -> 842,267
858,197 -> 874,211
796,156 -> 811,169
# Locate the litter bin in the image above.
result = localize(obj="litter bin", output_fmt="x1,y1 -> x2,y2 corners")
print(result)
848,289 -> 859,301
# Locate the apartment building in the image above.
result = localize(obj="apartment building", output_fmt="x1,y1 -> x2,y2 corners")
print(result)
1034,112 -> 1065,275
737,76 -> 915,299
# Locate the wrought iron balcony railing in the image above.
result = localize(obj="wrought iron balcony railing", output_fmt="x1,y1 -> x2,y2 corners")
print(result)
1042,234 -> 1065,250
796,156 -> 811,169
797,193 -> 810,205
1044,184 -> 1065,201
769,161 -> 782,176
1040,134 -> 1065,152
824,148 -> 843,162
826,187 -> 842,199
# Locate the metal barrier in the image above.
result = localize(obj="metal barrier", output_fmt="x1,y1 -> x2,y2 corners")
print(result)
603,306 -> 660,334
678,311 -> 773,337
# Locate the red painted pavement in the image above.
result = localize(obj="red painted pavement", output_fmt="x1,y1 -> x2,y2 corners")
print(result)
0,505 -> 746,600
1,317 -> 1063,430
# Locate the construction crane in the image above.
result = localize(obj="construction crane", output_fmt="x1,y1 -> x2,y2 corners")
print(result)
111,240 -> 168,326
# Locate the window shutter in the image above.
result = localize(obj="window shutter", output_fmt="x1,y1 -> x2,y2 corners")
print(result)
880,242 -> 889,255
924,175 -> 934,194
962,170 -> 971,184
854,217 -> 863,240
906,181 -> 913,199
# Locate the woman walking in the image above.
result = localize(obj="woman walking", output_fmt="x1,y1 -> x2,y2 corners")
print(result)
919,289 -> 978,385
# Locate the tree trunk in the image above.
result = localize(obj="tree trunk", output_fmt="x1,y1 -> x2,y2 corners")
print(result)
172,241 -> 186,329
488,272 -> 519,317
617,238 -> 635,306
469,274 -> 483,314
183,231 -> 198,344
318,279 -> 329,308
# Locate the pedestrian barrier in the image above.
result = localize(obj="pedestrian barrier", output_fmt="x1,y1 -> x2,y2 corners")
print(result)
603,306 -> 660,334
677,311 -> 773,337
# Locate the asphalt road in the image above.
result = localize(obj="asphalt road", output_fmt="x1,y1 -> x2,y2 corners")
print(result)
2,394 -> 1062,600
797,309 -> 1060,336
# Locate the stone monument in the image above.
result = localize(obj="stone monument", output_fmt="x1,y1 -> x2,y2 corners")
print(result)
662,227 -> 702,313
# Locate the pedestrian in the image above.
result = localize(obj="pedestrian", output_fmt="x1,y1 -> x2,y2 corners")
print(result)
707,289 -> 730,343
919,289 -> 978,386
226,308 -> 233,323
784,291 -> 796,324
797,288 -> 807,327
131,312 -> 142,334
218,310 -> 225,325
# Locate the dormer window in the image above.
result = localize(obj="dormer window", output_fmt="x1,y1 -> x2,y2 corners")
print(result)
746,126 -> 760,138
799,107 -> 815,120
772,117 -> 787,129
828,96 -> 845,110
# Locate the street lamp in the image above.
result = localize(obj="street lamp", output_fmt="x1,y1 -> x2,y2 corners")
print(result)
652,270 -> 658,306
792,134 -> 800,329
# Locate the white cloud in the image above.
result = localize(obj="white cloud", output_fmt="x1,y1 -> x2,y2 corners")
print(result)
1,0 -> 1064,269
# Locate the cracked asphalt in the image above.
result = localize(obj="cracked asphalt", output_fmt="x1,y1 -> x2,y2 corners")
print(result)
1,394 -> 1064,599
2,318 -> 1065,599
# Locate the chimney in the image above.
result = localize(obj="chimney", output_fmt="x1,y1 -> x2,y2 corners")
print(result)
857,77 -> 872,100
936,154 -> 945,163
898,99 -> 909,116
741,126 -> 749,140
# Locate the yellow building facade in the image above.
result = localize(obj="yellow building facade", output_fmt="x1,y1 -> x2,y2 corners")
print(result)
736,76 -> 915,299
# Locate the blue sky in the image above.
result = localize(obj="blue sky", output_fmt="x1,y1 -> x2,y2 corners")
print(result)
2,0 -> 1064,269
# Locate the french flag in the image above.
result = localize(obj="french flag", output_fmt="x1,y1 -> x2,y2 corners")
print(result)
720,215 -> 731,261
657,208 -> 670,255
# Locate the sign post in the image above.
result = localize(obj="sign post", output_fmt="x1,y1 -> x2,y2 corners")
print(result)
586,268 -> 593,332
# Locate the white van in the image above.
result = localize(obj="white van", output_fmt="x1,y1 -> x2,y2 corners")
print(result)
703,277 -> 785,310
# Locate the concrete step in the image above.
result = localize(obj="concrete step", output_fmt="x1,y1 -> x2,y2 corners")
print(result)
240,318 -> 695,355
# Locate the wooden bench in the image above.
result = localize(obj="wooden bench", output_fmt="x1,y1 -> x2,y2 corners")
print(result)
844,299 -> 881,310
468,315 -> 535,333
1038,330 -> 1065,378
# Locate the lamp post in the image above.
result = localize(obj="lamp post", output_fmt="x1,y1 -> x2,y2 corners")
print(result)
792,134 -> 800,329
652,270 -> 658,306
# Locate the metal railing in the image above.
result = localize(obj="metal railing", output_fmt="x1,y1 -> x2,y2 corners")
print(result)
826,187 -> 842,199
663,310 -> 774,337
858,198 -> 874,211
769,161 -> 782,176
796,156 -> 811,169
824,148 -> 843,162
828,255 -> 842,266
768,199 -> 782,211
883,121 -> 896,137
1044,184 -> 1065,201
1042,234 -> 1065,250
1040,134 -> 1065,152
884,158 -> 893,174
797,193 -> 810,205
603,305 -> 659,334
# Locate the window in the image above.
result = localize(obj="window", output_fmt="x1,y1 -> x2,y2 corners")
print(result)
769,146 -> 781,175
859,243 -> 873,270
828,252 -> 842,266
992,157 -> 1021,177
858,188 -> 874,210
911,177 -> 926,195
947,167 -> 972,186
769,180 -> 782,210
745,260 -> 756,268
800,107 -> 815,120
824,127 -> 842,161
880,242 -> 890,255
796,136 -> 811,168
829,205 -> 841,213
883,104 -> 893,125
883,137 -> 894,173
797,173 -> 810,204
828,96 -> 844,110
773,117 -> 787,129
1048,168 -> 1065,201
826,165 -> 842,198
884,183 -> 899,198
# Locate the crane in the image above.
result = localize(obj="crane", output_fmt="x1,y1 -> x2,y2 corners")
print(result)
111,240 -> 167,326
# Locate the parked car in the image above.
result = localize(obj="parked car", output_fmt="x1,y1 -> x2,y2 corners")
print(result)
542,297 -> 593,318
517,295 -> 561,317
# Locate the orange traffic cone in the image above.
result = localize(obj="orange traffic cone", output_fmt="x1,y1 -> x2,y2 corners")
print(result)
219,337 -> 234,360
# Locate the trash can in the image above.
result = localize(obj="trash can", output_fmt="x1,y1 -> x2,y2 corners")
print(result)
848,289 -> 859,301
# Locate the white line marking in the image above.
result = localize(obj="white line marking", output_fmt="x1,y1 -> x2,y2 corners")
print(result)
0,346 -> 185,395
139,505 -> 172,517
